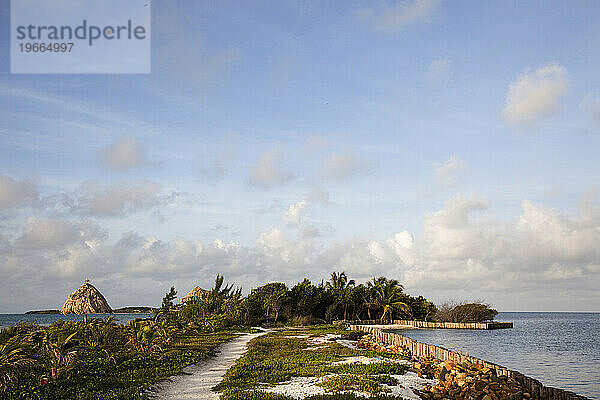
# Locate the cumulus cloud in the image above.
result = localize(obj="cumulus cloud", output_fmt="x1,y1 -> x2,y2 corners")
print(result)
16,217 -> 106,250
99,137 -> 150,172
0,174 -> 37,210
434,155 -> 465,189
282,200 -> 308,226
281,188 -> 330,227
77,181 -> 162,217
320,152 -> 371,181
360,0 -> 442,33
249,148 -> 294,188
2,191 -> 599,312
502,65 -> 568,126
580,93 -> 600,125
44,181 -> 163,217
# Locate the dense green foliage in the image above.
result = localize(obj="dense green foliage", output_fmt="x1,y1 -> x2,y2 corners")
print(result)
434,301 -> 499,322
0,317 -> 236,398
243,273 -> 437,325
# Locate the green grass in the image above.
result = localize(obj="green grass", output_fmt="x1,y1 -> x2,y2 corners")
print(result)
216,325 -> 408,399
4,331 -> 236,400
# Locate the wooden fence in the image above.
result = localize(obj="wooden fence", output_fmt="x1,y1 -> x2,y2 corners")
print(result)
349,324 -> 589,400
340,319 -> 513,330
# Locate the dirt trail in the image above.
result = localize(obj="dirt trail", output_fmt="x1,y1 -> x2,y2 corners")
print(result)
150,329 -> 268,400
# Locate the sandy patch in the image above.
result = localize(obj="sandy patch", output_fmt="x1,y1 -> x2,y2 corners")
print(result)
332,355 -> 411,366
309,333 -> 341,345
259,371 -> 435,400
385,372 -> 437,400
260,376 -> 326,399
336,339 -> 362,350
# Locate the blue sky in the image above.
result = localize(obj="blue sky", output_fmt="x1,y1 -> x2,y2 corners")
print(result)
0,0 -> 599,312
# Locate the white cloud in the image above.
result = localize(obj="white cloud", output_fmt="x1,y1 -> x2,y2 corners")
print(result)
99,137 -> 149,172
434,155 -> 465,189
502,65 -> 568,126
281,188 -> 330,226
2,191 -> 599,312
0,174 -> 37,210
42,181 -> 164,217
16,217 -> 106,251
76,181 -> 162,217
580,93 -> 600,125
427,58 -> 450,86
361,0 -> 442,33
282,200 -> 308,226
249,148 -> 294,188
320,152 -> 370,181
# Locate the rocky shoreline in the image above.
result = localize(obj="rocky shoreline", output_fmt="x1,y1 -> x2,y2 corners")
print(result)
358,333 -> 537,400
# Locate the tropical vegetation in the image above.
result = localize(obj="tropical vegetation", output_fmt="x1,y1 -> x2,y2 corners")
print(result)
0,271 -> 497,398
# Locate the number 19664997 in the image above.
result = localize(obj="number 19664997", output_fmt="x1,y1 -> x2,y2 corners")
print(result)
19,43 -> 74,52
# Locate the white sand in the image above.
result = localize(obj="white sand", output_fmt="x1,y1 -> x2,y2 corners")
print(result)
335,339 -> 362,350
332,355 -> 411,365
308,333 -> 341,344
385,372 -> 438,400
259,371 -> 435,400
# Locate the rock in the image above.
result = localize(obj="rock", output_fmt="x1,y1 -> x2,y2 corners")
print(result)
61,279 -> 112,315
439,366 -> 449,381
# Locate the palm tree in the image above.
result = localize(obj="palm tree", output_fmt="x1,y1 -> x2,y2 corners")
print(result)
212,274 -> 234,298
326,271 -> 355,290
374,280 -> 410,323
0,336 -> 34,393
29,330 -> 78,380
125,320 -> 161,353
326,272 -> 356,320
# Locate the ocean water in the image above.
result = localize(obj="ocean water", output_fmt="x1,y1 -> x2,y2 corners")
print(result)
391,312 -> 600,399
0,313 -> 151,329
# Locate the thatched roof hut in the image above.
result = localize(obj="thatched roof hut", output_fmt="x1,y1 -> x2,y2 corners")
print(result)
181,286 -> 210,303
61,279 -> 113,317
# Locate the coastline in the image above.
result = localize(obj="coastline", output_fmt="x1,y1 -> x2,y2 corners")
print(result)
350,324 -> 591,400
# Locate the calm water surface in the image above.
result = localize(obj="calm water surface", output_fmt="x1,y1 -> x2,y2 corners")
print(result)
0,313 -> 151,328
392,312 -> 599,399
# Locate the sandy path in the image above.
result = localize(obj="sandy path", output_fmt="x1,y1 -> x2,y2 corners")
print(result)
149,329 -> 269,400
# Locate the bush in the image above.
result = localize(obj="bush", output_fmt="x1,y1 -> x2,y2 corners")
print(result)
435,301 -> 498,322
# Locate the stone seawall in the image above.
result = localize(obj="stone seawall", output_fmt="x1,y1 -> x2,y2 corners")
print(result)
341,319 -> 513,330
349,324 -> 589,400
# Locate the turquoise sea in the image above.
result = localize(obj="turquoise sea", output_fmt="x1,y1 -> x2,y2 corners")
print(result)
392,312 -> 600,399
